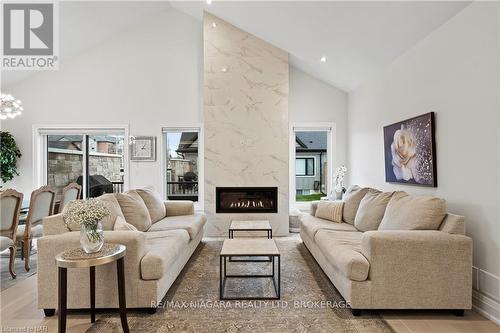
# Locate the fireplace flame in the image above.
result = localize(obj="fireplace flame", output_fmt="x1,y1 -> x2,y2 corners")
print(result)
229,200 -> 265,208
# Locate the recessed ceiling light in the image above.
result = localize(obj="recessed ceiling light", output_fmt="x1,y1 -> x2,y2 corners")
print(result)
320,56 -> 327,63
212,22 -> 217,28
221,67 -> 227,73
206,0 -> 212,4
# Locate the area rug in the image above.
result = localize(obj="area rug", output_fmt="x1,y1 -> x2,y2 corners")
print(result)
87,238 -> 395,333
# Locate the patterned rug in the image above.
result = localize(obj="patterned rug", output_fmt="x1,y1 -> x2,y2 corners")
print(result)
88,238 -> 394,333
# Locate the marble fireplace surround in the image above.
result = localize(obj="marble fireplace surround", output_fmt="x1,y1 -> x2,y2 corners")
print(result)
203,12 -> 290,236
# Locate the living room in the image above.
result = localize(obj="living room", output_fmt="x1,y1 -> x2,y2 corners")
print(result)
0,1 -> 499,332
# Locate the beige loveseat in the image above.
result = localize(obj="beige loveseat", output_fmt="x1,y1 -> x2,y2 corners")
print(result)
300,187 -> 472,316
37,188 -> 206,315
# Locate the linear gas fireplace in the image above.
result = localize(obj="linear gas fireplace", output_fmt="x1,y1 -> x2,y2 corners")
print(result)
216,187 -> 278,213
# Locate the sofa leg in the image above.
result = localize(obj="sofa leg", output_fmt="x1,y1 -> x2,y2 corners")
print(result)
351,309 -> 361,316
146,307 -> 157,314
44,309 -> 56,317
452,309 -> 465,317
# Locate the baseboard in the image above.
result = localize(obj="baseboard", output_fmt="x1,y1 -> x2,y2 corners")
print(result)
472,290 -> 500,325
471,266 -> 500,325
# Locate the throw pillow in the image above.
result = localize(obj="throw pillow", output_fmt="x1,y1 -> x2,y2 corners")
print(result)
378,192 -> 447,230
113,215 -> 138,231
354,190 -> 394,231
96,193 -> 125,230
136,187 -> 166,223
315,201 -> 344,222
342,185 -> 371,224
115,192 -> 152,231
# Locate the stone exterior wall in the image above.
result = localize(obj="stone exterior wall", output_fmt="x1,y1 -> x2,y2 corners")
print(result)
47,151 -> 122,195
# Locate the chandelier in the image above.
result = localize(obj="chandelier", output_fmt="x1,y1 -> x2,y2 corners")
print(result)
0,93 -> 23,120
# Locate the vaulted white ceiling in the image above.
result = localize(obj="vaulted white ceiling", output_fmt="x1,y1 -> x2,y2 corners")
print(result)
2,1 -> 172,86
2,1 -> 470,91
171,1 -> 470,91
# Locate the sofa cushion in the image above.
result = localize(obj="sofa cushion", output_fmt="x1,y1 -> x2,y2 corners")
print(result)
379,192 -> 447,231
113,215 -> 138,231
314,230 -> 369,281
115,192 -> 152,231
141,230 -> 190,280
342,186 -> 371,224
354,190 -> 394,232
147,213 -> 206,239
136,188 -> 166,223
16,224 -> 43,238
165,200 -> 195,217
300,213 -> 358,240
96,194 -> 125,230
315,201 -> 343,222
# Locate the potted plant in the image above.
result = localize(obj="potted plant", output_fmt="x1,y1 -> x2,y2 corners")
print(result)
63,199 -> 110,253
0,131 -> 22,185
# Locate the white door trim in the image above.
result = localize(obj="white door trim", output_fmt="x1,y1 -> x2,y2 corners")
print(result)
289,122 -> 336,209
161,123 -> 204,211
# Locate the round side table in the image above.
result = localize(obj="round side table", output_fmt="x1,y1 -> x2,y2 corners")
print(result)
55,243 -> 129,333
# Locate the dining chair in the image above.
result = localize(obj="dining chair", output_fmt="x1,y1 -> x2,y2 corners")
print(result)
0,189 -> 23,279
18,185 -> 56,271
58,183 -> 82,213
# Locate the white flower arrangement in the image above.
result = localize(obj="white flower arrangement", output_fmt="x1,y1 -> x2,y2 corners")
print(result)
63,199 -> 110,242
333,165 -> 348,193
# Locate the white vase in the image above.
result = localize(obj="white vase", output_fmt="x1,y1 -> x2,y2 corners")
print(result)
80,222 -> 104,253
335,191 -> 343,200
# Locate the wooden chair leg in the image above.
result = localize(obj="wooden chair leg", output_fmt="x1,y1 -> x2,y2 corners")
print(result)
9,246 -> 16,279
20,241 -> 24,260
24,239 -> 31,272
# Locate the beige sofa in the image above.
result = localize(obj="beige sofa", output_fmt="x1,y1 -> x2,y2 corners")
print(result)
300,187 -> 472,316
37,189 -> 206,316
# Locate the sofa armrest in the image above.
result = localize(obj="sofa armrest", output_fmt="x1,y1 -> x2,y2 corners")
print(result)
164,200 -> 195,217
310,201 -> 320,216
38,231 -> 148,268
37,231 -> 148,309
361,230 -> 472,289
43,214 -> 70,236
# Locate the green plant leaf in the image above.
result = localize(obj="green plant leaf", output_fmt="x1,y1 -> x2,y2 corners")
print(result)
0,131 -> 22,183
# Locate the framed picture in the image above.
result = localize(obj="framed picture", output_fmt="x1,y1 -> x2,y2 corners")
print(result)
383,112 -> 437,187
130,136 -> 156,161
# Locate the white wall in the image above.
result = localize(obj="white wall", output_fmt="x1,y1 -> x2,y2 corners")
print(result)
1,8 -> 204,196
289,66 -> 348,168
348,1 -> 500,317
1,7 -> 347,201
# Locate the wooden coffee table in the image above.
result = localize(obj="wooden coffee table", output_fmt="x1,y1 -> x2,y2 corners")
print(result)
219,238 -> 280,300
229,220 -> 272,239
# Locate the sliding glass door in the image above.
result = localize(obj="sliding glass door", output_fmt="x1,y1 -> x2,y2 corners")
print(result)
46,132 -> 125,200
47,135 -> 84,200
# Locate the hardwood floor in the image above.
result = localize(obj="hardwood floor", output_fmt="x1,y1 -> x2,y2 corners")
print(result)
2,237 -> 498,333
1,273 -> 498,333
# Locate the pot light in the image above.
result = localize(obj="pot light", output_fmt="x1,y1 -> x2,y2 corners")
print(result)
320,56 -> 327,63
212,22 -> 217,28
206,0 -> 212,4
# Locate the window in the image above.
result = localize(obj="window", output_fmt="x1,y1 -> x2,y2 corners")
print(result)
291,127 -> 333,205
163,128 -> 200,203
46,132 -> 125,200
295,157 -> 315,176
